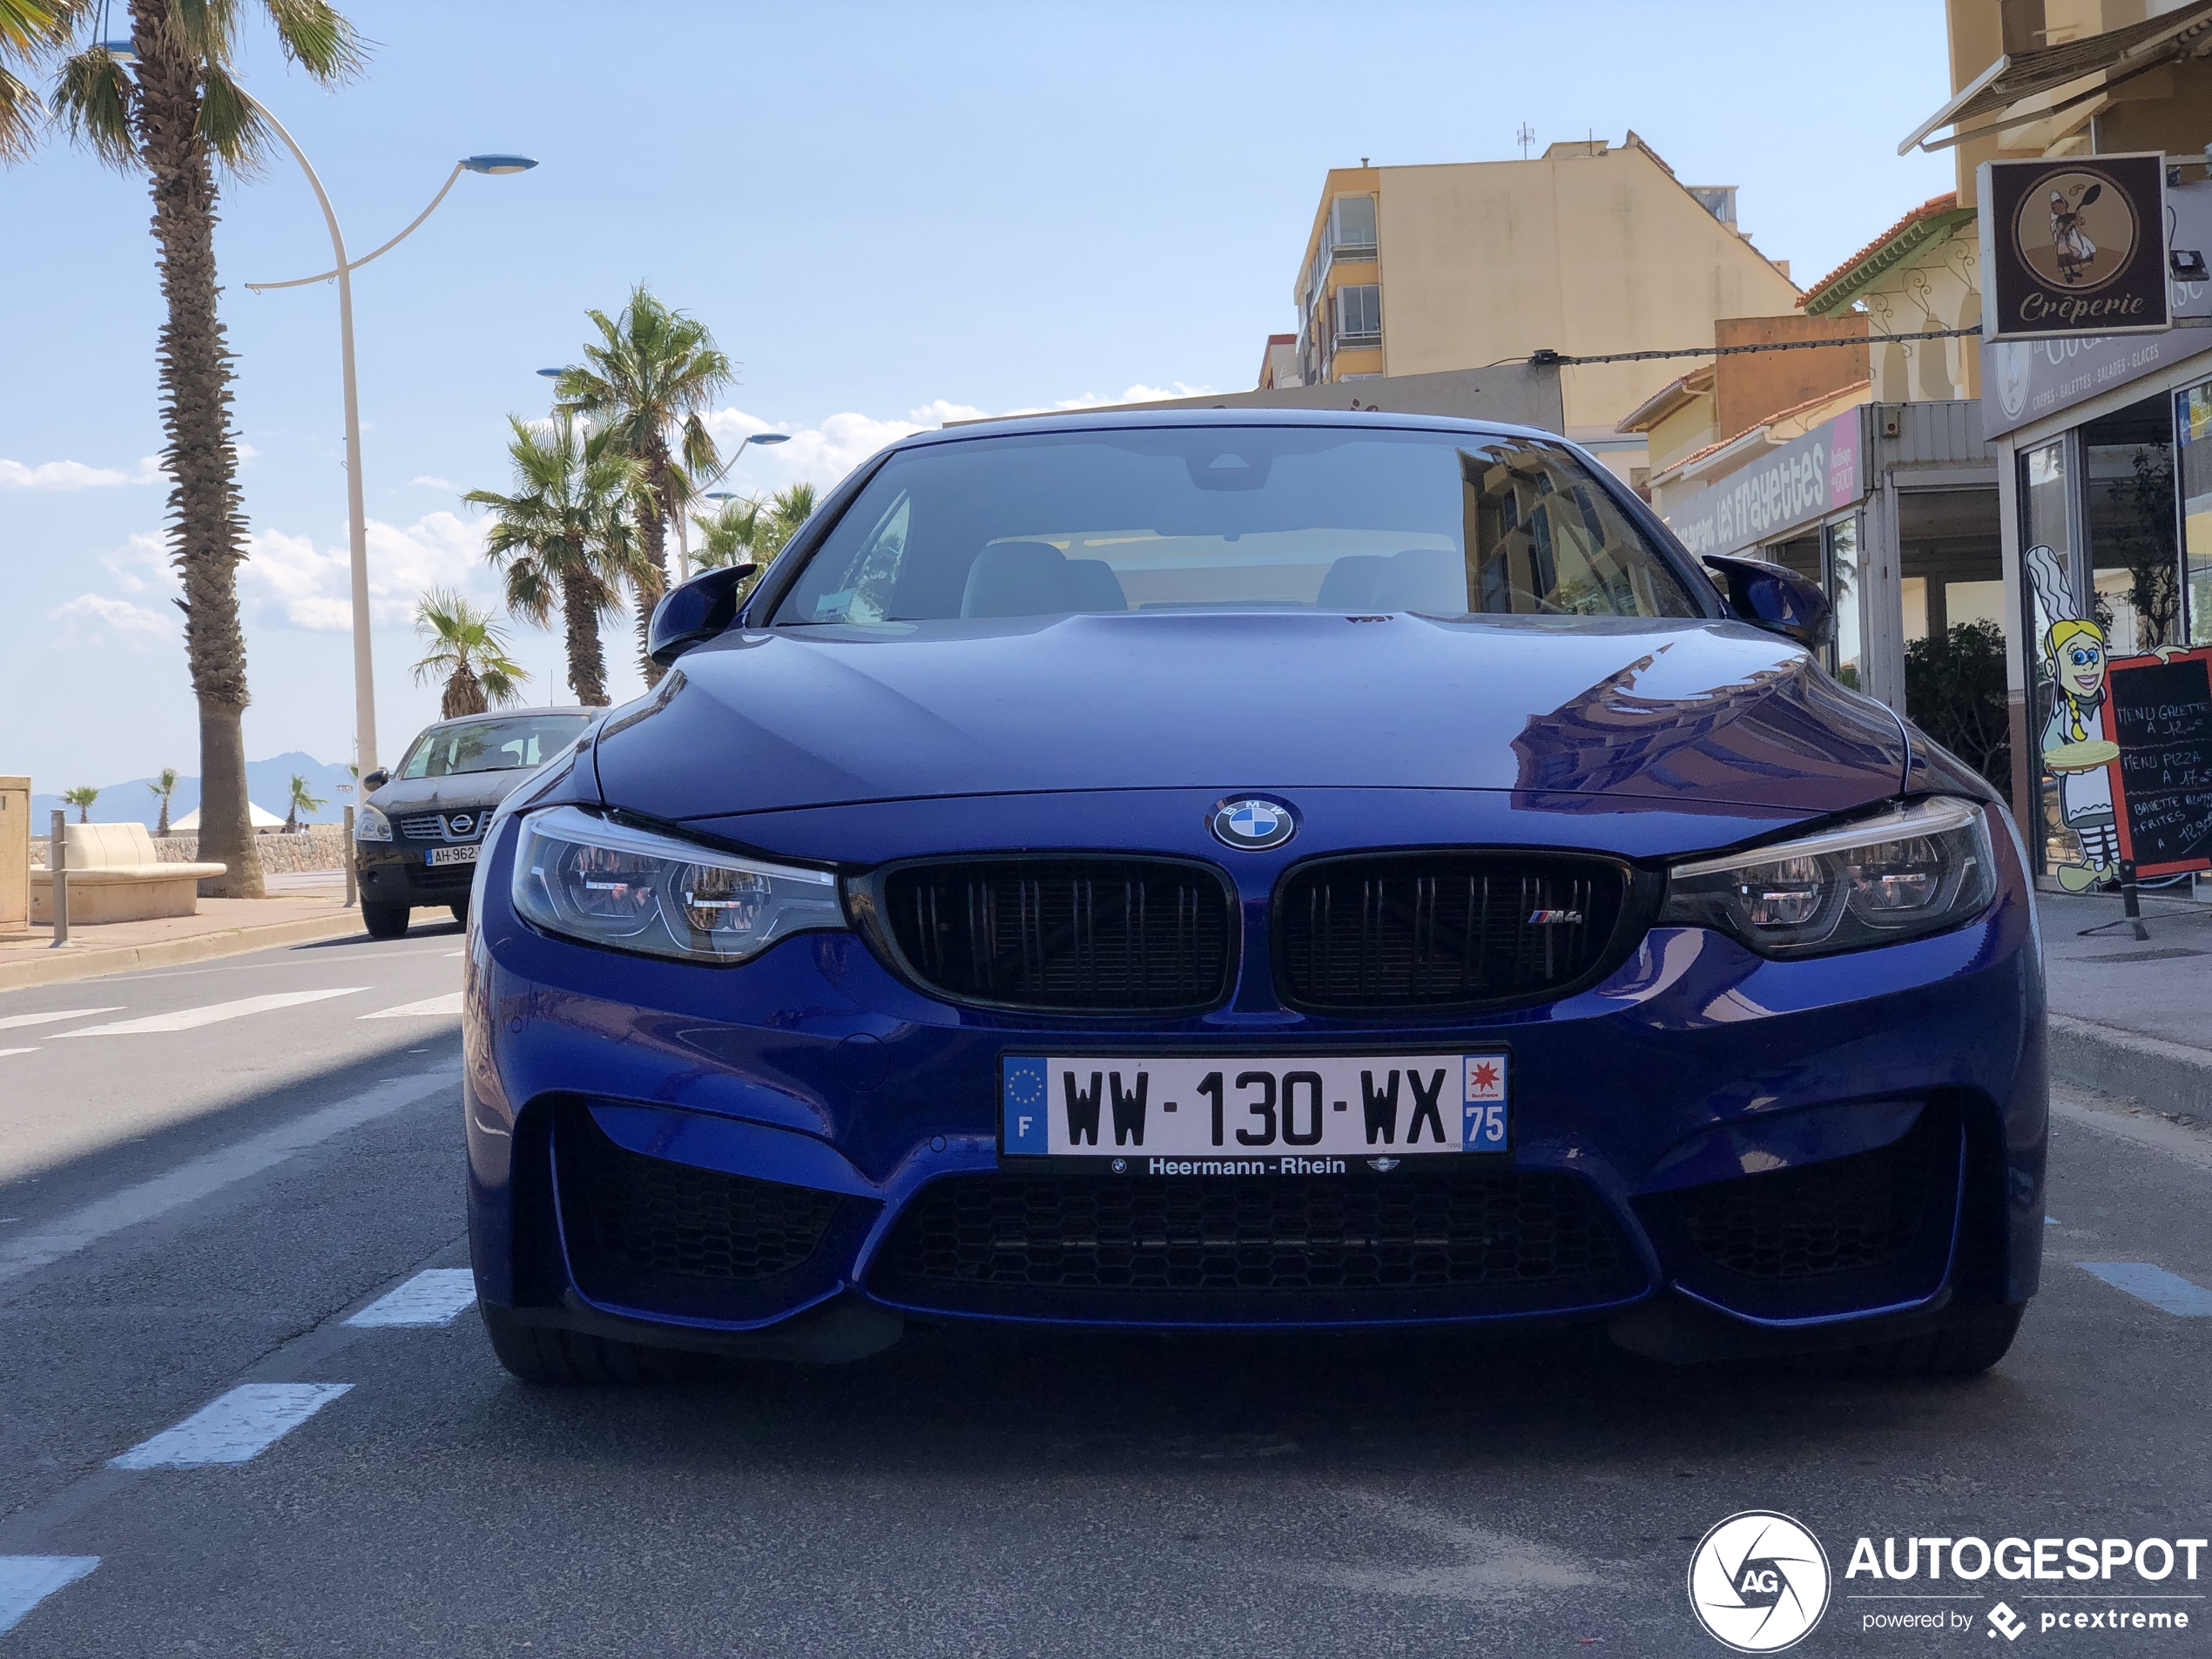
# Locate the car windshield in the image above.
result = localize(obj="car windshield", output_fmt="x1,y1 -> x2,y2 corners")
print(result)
397,714 -> 591,779
772,427 -> 1702,625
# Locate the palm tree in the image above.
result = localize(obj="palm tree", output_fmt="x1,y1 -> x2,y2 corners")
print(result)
146,765 -> 180,835
690,495 -> 763,572
0,0 -> 77,160
556,286 -> 732,685
46,2 -> 364,901
466,417 -> 646,708
283,772 -> 324,833
759,482 -> 819,559
411,588 -> 529,718
62,785 -> 99,822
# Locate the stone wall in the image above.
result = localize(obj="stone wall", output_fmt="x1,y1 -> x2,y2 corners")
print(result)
30,825 -> 348,873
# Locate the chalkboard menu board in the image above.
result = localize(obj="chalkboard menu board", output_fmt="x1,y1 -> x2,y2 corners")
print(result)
2108,648 -> 2212,878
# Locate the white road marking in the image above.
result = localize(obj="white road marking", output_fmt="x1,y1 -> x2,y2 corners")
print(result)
50,988 -> 366,1037
0,1049 -> 37,1060
2075,1262 -> 2212,1316
0,1556 -> 99,1635
359,991 -> 462,1020
111,1383 -> 352,1468
0,1008 -> 121,1032
345,1268 -> 478,1327
0,1068 -> 459,1288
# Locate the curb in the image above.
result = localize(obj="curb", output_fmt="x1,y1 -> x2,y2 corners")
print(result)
0,908 -> 367,993
2048,1012 -> 2212,1119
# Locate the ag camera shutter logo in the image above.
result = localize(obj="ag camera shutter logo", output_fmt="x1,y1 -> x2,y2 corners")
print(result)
1687,1511 -> 1831,1652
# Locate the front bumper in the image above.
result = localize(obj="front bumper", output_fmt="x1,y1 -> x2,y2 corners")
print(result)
462,791 -> 2047,1354
358,840 -> 482,907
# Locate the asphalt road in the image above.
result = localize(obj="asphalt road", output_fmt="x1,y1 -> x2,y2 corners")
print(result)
3,926 -> 2210,1656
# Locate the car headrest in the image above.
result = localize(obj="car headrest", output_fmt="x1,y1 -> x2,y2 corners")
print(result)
961,542 -> 1126,618
1317,555 -> 1390,610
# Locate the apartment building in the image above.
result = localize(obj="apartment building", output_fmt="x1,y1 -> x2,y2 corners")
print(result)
1278,137 -> 1803,455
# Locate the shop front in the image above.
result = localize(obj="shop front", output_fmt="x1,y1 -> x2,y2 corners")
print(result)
1984,247 -> 2212,893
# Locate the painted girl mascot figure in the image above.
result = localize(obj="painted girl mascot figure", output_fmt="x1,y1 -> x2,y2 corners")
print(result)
2027,543 -> 2179,893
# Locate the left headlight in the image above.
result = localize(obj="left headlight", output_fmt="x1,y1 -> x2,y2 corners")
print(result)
1659,796 -> 1996,959
511,804 -> 846,963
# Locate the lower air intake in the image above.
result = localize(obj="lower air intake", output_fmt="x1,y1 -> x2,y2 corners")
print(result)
868,1168 -> 1639,1320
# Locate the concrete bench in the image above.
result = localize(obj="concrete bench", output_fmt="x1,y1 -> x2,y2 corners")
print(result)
30,821 -> 227,925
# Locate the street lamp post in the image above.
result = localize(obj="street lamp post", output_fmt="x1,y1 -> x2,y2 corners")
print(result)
238,114 -> 536,782
676,431 -> 790,581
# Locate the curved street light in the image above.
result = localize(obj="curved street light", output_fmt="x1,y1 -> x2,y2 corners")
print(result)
674,430 -> 789,582
238,105 -> 536,787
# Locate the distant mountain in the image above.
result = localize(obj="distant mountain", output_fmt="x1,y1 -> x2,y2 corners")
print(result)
30,752 -> 357,832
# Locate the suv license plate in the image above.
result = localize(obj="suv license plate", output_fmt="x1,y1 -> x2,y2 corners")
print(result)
425,845 -> 480,867
1001,1052 -> 1508,1168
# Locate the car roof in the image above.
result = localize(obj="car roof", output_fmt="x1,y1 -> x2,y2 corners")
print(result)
887,406 -> 1560,455
412,706 -> 595,737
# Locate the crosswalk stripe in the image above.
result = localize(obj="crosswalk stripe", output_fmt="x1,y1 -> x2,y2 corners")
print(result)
51,989 -> 365,1036
359,992 -> 463,1020
0,1008 -> 122,1032
110,1383 -> 354,1469
0,1557 -> 100,1635
2075,1262 -> 2212,1316
345,1268 -> 478,1326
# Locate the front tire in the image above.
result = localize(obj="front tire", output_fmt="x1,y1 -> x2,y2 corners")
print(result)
362,901 -> 411,941
479,1301 -> 713,1384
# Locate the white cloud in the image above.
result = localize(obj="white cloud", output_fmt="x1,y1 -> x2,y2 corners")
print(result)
50,592 -> 172,649
410,475 -> 459,491
240,509 -> 496,631
100,532 -> 173,596
1,455 -> 161,489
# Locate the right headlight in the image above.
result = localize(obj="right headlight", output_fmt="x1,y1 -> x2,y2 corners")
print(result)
511,804 -> 846,963
355,803 -> 393,842
1658,796 -> 1996,959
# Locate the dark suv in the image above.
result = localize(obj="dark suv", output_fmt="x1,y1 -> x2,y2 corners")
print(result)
355,708 -> 595,940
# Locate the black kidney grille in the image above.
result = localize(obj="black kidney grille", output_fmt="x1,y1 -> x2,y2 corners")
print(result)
874,1169 -> 1622,1295
1277,854 -> 1627,1009
1669,1127 -> 1937,1282
556,1109 -> 840,1284
881,860 -> 1231,1012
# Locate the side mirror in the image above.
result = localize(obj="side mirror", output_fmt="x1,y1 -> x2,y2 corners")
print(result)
649,563 -> 758,666
361,769 -> 391,793
1703,554 -> 1833,651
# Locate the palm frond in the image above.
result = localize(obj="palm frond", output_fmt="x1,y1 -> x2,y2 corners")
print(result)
50,44 -> 136,169
196,61 -> 266,171
259,0 -> 365,83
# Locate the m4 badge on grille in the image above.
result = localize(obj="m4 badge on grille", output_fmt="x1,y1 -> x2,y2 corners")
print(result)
1527,908 -> 1582,925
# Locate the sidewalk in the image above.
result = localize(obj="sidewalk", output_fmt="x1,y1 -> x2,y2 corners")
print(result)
0,877 -> 366,991
2040,888 -> 2212,1122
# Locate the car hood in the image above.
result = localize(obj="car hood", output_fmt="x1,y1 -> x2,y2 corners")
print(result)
369,771 -> 539,815
592,610 -> 1911,820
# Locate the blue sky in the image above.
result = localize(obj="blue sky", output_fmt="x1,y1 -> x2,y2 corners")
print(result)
0,1 -> 1956,796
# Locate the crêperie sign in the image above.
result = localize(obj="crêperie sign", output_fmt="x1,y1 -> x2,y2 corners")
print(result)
2107,648 -> 2212,879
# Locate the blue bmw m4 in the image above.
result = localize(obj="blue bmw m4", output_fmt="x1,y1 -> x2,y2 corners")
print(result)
462,410 -> 2044,1383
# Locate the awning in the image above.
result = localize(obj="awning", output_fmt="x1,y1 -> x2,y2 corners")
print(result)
1898,1 -> 2212,154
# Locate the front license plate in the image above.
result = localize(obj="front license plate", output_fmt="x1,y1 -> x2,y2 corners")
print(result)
1001,1052 -> 1509,1168
424,845 -> 480,867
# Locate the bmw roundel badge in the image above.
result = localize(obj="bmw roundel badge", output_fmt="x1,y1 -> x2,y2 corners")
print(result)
1210,796 -> 1297,851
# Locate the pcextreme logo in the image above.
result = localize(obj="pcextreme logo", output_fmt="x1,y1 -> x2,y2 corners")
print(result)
1688,1511 -> 1831,1652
